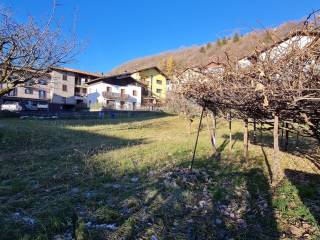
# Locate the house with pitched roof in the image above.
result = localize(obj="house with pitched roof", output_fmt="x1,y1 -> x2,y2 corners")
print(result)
86,74 -> 143,110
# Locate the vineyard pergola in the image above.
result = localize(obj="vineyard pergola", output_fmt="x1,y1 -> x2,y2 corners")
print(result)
178,15 -> 320,184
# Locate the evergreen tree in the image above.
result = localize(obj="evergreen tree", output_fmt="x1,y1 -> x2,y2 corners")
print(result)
216,38 -> 223,47
199,46 -> 206,53
233,32 -> 240,42
222,37 -> 227,45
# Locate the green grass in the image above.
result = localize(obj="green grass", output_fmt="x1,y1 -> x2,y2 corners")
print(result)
0,114 -> 319,239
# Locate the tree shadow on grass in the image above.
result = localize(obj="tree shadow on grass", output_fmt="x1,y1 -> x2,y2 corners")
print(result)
285,169 -> 320,225
99,157 -> 281,240
223,129 -> 320,173
217,139 -> 229,152
0,121 -> 148,239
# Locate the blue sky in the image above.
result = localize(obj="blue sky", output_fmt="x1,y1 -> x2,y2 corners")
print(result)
3,0 -> 319,73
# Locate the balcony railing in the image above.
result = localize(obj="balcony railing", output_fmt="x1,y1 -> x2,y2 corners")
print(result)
102,91 -> 129,100
75,92 -> 86,97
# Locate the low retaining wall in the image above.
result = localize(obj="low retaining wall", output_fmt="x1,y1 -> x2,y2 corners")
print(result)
2,110 -> 164,119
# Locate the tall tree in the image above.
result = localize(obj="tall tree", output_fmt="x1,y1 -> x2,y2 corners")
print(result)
0,4 -> 78,96
166,56 -> 175,78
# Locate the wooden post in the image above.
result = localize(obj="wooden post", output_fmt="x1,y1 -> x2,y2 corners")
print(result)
212,113 -> 217,151
228,112 -> 232,153
280,122 -> 284,147
284,122 -> 289,151
206,113 -> 216,154
253,118 -> 257,145
272,114 -> 281,184
260,122 -> 263,147
190,106 -> 205,170
295,131 -> 299,149
244,119 -> 249,161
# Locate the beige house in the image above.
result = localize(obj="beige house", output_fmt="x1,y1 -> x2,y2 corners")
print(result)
0,67 -> 101,111
49,67 -> 101,110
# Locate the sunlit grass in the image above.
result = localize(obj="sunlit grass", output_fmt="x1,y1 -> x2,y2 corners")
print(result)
0,114 -> 319,239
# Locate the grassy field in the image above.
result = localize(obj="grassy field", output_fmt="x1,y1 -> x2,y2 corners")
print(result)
0,113 -> 319,239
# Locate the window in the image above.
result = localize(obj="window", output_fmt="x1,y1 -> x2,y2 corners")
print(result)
25,87 -> 33,94
82,88 -> 87,94
39,90 -> 46,99
38,79 -> 48,85
75,76 -> 81,85
107,87 -> 112,92
62,74 -> 67,81
156,80 -> 162,85
132,90 -> 137,96
62,84 -> 68,92
8,88 -> 17,96
156,89 -> 162,94
120,101 -> 125,110
120,89 -> 125,96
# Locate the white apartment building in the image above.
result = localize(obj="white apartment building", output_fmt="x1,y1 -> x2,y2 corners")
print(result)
87,75 -> 142,110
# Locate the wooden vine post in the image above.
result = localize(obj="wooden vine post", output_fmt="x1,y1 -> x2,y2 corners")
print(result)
190,106 -> 205,170
253,118 -> 257,144
260,122 -> 264,147
212,113 -> 217,154
206,112 -> 217,154
243,119 -> 249,161
272,113 -> 281,184
228,112 -> 232,153
284,122 -> 289,151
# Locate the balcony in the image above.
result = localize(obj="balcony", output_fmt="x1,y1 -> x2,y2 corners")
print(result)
102,91 -> 129,100
75,92 -> 86,97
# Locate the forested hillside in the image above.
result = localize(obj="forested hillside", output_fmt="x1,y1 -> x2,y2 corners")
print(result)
108,21 -> 300,76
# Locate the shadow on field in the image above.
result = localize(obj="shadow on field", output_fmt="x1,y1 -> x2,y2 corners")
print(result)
285,169 -> 320,225
53,111 -> 173,127
96,157 -> 280,240
0,121 -> 147,239
222,129 -> 319,173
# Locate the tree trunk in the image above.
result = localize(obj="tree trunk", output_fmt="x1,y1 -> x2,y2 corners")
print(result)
243,119 -> 249,161
272,114 -> 282,184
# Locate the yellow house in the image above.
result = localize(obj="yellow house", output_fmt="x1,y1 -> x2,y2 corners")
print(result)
130,67 -> 170,102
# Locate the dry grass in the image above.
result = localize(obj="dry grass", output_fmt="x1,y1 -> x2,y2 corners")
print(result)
0,114 -> 319,239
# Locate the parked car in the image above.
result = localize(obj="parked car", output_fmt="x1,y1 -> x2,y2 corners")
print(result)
0,101 -> 23,111
37,102 -> 49,110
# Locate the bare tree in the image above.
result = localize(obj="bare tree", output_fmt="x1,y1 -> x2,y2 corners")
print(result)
179,12 -> 320,184
0,2 -> 78,96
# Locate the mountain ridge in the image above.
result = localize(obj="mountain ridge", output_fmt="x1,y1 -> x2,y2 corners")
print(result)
108,21 -> 300,76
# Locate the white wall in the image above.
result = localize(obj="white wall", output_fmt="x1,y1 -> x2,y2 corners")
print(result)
87,82 -> 141,110
238,35 -> 315,68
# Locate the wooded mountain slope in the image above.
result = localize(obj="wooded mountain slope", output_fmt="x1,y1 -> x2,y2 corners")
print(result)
108,21 -> 300,76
